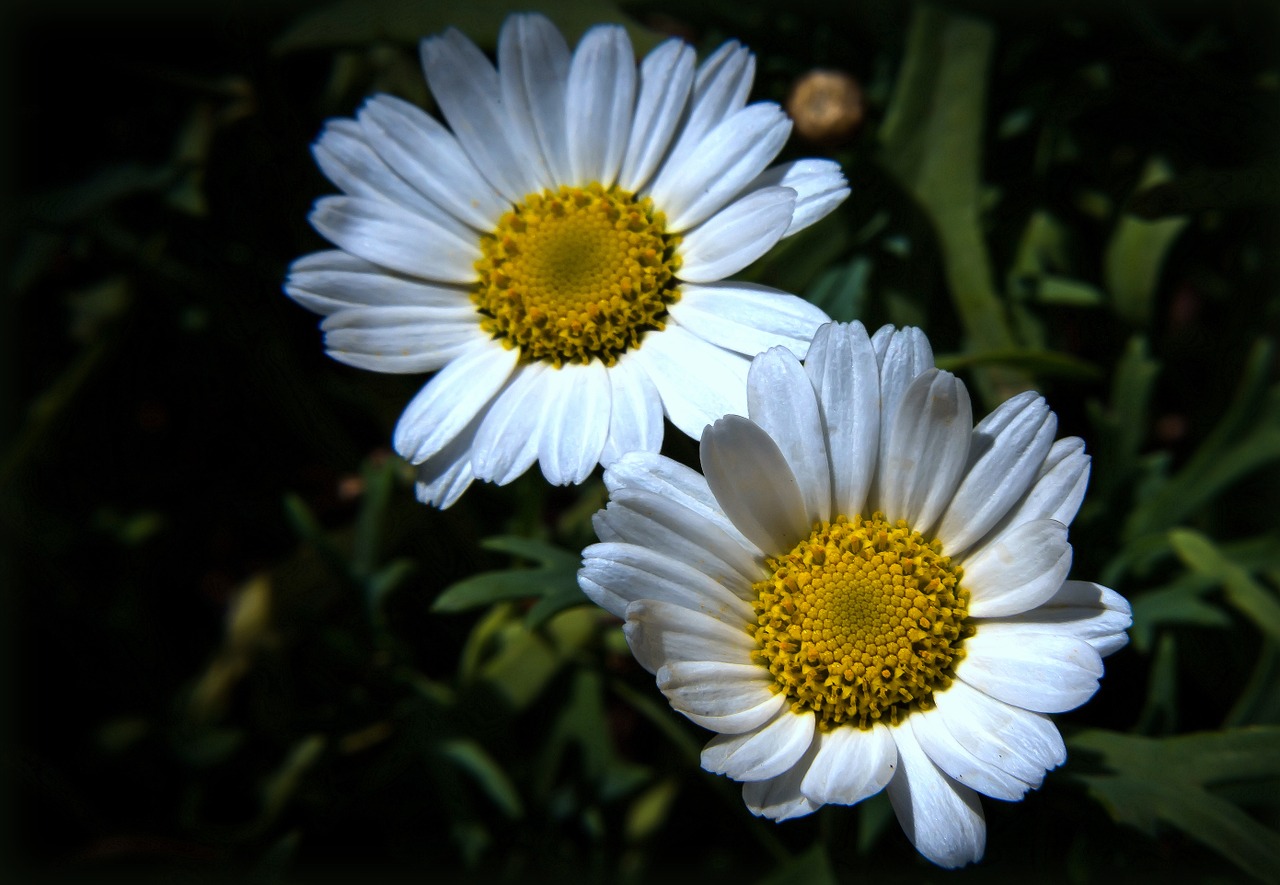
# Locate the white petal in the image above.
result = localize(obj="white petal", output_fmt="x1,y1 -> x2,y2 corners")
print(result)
660,42 -> 755,179
963,519 -> 1072,618
536,362 -> 610,486
658,661 -> 783,733
419,28 -> 537,201
799,722 -> 897,807
313,118 -> 440,218
593,486 -> 763,588
700,707 -> 815,782
677,187 -> 796,282
623,598 -> 757,674
885,724 -> 986,869
413,405 -> 484,509
648,104 -> 791,231
603,451 -> 741,537
565,25 -> 635,187
701,415 -> 809,556
747,347 -> 831,524
667,282 -> 830,359
909,712 -> 1032,801
932,680 -> 1066,788
285,250 -> 472,315
871,326 -> 934,509
631,324 -> 749,440
308,196 -> 480,284
321,306 -> 486,373
743,740 -> 822,821
578,541 -> 755,622
803,322 -> 880,520
471,362 -> 553,485
986,580 -> 1131,657
935,392 -> 1058,556
498,13 -> 570,187
358,94 -> 509,231
959,626 -> 1104,713
995,437 -> 1092,533
619,39 -> 696,193
743,159 -> 850,236
392,338 -> 518,463
599,352 -> 665,466
880,369 -> 972,534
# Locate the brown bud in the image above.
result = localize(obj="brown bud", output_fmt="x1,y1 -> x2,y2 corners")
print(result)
786,69 -> 865,146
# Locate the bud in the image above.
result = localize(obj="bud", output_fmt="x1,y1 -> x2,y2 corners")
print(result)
786,69 -> 864,146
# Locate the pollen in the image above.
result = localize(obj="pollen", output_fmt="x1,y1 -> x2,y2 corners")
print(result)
472,183 -> 682,367
750,513 -> 972,731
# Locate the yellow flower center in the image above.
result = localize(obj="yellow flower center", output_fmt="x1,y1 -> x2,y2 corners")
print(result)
750,513 -> 972,731
472,183 -> 682,367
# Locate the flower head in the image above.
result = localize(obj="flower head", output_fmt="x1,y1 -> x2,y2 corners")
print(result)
285,14 -> 848,507
579,322 -> 1131,867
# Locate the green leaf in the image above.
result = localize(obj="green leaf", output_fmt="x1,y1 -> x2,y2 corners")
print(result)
756,844 -> 836,885
1129,573 -> 1230,652
624,777 -> 679,843
436,738 -> 524,818
275,0 -> 659,55
1169,529 -> 1280,643
805,257 -> 871,323
935,347 -> 1102,381
1104,157 -> 1191,325
1070,727 -> 1280,883
433,535 -> 580,615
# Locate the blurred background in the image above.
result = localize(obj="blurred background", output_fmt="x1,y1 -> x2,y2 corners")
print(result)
3,0 -> 1279,881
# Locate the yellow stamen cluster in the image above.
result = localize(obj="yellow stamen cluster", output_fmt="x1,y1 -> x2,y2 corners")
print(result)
750,513 -> 972,731
473,183 -> 681,367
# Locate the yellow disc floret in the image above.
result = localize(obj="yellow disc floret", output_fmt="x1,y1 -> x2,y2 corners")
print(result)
473,183 -> 682,367
750,513 -> 972,731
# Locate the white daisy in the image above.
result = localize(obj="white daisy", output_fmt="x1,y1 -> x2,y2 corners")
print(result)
285,14 -> 848,507
579,322 -> 1131,867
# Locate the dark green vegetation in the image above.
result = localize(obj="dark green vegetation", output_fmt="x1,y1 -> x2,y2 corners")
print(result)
4,0 -> 1279,881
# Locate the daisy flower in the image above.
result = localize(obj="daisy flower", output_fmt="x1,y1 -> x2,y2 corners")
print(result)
284,14 -> 848,507
579,322 -> 1131,867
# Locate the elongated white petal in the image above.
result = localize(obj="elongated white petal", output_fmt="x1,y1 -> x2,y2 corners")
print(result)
984,580 -> 1131,657
936,392 -> 1058,555
995,437 -> 1092,533
623,598 -> 757,674
498,13 -> 569,188
678,187 -> 796,283
420,28 -> 537,201
959,627 -> 1104,713
313,119 -> 441,218
747,347 -> 831,524
649,104 -> 791,231
593,486 -> 763,588
700,707 -> 815,782
413,406 -> 484,509
393,338 -> 518,463
701,415 -> 809,556
357,95 -> 509,232
579,541 -> 754,622
800,721 -> 897,806
660,42 -> 755,178
321,306 -> 486,373
886,724 -> 986,869
285,251 -> 472,315
743,740 -> 822,821
603,451 -> 738,534
668,282 -> 829,359
471,363 -> 553,485
536,362 -> 610,486
803,322 -> 880,519
871,326 -> 934,508
309,196 -> 479,284
619,39 -> 696,193
631,324 -> 749,440
933,680 -> 1066,787
599,353 -> 664,466
565,25 -> 635,187
658,661 -> 782,733
742,158 -> 850,236
909,711 -> 1032,801
963,519 -> 1072,618
880,369 -> 972,534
